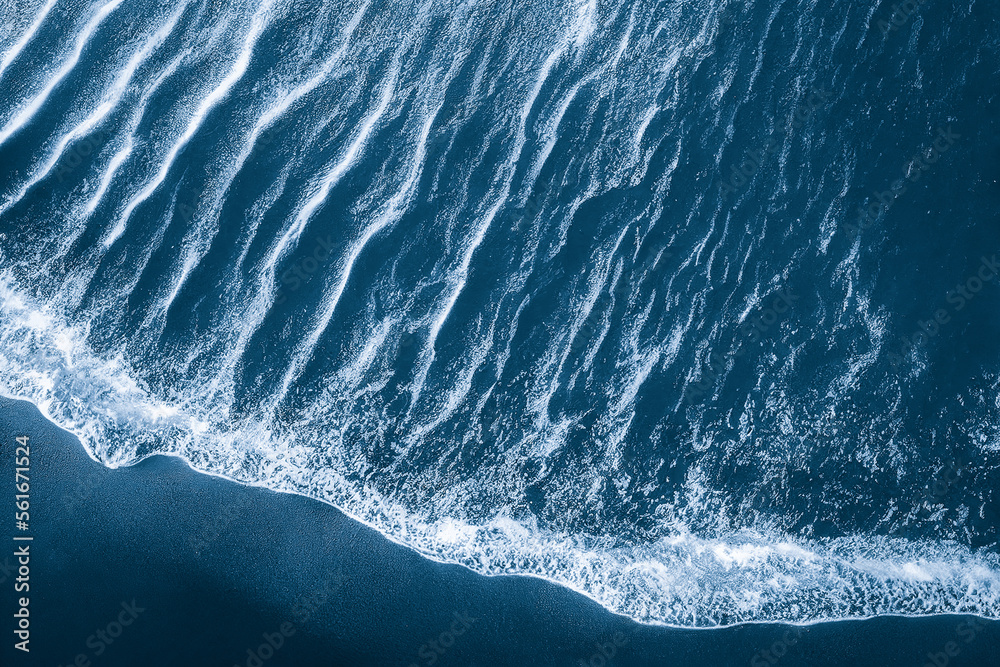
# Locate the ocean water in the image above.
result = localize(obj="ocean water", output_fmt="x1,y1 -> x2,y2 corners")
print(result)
0,0 -> 998,627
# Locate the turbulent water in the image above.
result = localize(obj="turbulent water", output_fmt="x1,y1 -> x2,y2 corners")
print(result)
1,0 -> 999,626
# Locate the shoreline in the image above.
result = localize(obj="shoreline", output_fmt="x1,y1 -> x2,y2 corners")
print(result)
13,392 -> 999,633
1,395 -> 997,666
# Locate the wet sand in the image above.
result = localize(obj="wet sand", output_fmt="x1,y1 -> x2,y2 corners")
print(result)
0,396 -> 996,666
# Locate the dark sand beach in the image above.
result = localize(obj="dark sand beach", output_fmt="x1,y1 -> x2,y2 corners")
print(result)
1,396 -> 996,666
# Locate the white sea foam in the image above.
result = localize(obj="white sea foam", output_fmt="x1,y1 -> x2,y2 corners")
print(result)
0,276 -> 998,626
0,0 -> 997,631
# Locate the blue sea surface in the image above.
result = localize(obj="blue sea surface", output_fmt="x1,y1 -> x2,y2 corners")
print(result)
0,0 -> 998,626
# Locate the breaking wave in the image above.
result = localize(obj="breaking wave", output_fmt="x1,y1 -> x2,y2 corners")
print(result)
1,0 -> 998,625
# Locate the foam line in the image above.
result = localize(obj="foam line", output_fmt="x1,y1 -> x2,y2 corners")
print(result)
0,4 -> 187,218
81,48 -> 189,218
0,0 -> 59,82
0,0 -> 125,148
269,44 -> 395,269
101,0 -> 279,249
270,68 -> 423,409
